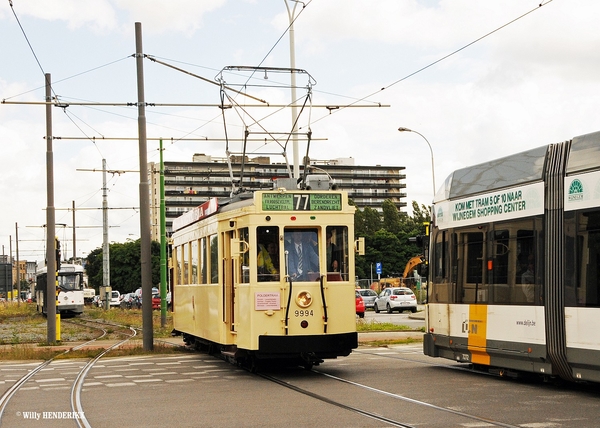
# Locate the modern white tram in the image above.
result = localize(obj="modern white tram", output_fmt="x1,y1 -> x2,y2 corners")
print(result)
424,130 -> 600,383
35,263 -> 85,316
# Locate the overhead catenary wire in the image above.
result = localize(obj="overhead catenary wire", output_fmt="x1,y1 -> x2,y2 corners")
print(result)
309,0 -> 556,126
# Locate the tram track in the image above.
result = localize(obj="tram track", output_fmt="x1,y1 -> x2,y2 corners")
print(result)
0,319 -> 136,428
241,344 -> 523,428
257,364 -> 520,428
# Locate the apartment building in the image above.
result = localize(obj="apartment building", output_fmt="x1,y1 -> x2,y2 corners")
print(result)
149,155 -> 406,240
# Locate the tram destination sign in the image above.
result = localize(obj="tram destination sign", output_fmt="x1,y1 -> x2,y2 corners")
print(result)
262,192 -> 342,211
435,182 -> 544,230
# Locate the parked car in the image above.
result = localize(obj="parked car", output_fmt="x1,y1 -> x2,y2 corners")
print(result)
120,293 -> 135,309
355,290 -> 365,318
356,288 -> 377,309
109,290 -> 121,307
152,288 -> 161,310
92,295 -> 101,307
373,287 -> 417,314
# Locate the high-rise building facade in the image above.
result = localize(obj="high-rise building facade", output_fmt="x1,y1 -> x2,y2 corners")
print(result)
149,155 -> 406,241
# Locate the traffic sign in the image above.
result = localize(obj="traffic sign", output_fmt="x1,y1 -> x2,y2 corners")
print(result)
375,262 -> 382,275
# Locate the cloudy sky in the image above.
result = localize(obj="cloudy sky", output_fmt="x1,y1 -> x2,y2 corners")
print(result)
1,0 -> 599,262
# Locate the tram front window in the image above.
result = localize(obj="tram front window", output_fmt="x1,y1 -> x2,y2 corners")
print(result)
257,226 -> 279,282
284,228 -> 320,281
58,275 -> 79,291
326,226 -> 349,281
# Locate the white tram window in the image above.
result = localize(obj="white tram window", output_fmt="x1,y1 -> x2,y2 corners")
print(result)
58,275 -> 77,291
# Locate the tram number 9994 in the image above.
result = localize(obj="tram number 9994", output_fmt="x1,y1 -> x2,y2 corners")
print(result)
295,309 -> 314,317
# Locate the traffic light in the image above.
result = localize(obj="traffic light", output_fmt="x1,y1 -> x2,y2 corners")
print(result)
408,235 -> 424,247
55,237 -> 61,271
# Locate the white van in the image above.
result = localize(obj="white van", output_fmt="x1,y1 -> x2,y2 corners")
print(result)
109,290 -> 121,307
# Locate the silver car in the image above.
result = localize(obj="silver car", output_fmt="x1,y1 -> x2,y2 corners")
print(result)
356,288 -> 378,309
374,287 -> 417,314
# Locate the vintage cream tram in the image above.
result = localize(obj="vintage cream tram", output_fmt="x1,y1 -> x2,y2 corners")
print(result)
171,184 -> 359,369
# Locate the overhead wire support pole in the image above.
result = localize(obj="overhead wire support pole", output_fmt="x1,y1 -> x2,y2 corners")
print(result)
284,0 -> 301,179
135,22 -> 153,351
45,73 -> 57,344
102,159 -> 110,310
159,138 -> 167,328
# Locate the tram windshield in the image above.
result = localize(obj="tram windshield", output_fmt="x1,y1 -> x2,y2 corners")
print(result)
58,273 -> 82,291
283,226 -> 349,282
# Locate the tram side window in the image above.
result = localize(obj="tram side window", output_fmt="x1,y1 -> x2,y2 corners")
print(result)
326,226 -> 348,281
200,237 -> 207,283
489,230 -> 509,303
564,212 -> 577,305
183,242 -> 190,285
572,210 -> 600,306
210,234 -> 219,284
257,226 -> 279,282
239,227 -> 250,283
491,230 -> 509,285
191,240 -> 198,283
515,230 -> 536,304
176,246 -> 183,286
430,229 -> 452,303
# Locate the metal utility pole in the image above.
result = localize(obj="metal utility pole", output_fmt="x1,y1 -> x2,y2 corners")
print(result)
72,201 -> 76,261
15,224 -> 20,306
159,139 -> 167,327
45,73 -> 57,343
135,22 -> 153,351
284,0 -> 301,179
102,159 -> 110,310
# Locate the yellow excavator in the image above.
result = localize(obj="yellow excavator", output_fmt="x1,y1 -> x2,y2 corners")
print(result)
403,255 -> 425,280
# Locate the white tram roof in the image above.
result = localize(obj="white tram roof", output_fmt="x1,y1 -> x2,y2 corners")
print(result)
436,130 -> 600,203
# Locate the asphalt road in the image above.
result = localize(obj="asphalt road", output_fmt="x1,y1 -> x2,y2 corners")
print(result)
3,341 -> 599,427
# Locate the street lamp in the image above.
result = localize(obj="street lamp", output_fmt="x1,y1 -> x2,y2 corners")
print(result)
398,127 -> 436,199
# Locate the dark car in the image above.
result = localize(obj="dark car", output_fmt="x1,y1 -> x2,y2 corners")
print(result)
355,290 -> 365,318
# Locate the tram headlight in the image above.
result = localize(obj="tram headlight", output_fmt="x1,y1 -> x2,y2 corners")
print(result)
296,291 -> 312,308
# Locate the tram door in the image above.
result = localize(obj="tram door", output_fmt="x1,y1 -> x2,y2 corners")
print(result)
223,230 -> 235,332
458,231 -> 487,303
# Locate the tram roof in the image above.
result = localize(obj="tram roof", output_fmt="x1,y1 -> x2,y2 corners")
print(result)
567,130 -> 600,175
441,144 -> 548,200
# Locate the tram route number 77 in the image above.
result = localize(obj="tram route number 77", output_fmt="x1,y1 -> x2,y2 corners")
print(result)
294,194 -> 310,210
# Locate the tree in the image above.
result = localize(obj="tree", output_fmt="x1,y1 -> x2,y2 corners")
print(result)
382,199 -> 401,235
355,206 -> 381,237
354,199 -> 432,283
85,239 -> 161,293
